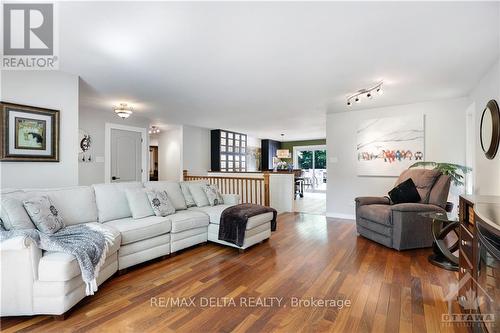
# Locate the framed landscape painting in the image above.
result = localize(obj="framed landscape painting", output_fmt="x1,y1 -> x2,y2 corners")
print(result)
1,102 -> 60,162
356,115 -> 424,176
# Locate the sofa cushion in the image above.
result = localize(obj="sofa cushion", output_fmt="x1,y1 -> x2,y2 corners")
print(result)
126,188 -> 154,219
105,216 -> 172,245
395,169 -> 441,204
144,181 -> 187,211
189,204 -> 234,224
93,182 -> 143,222
357,204 -> 392,226
23,196 -> 65,234
189,205 -> 273,229
187,183 -> 210,207
203,184 -> 224,206
27,187 -> 98,226
180,181 -> 207,207
38,223 -> 121,282
0,192 -> 35,230
168,210 -> 209,233
145,190 -> 175,217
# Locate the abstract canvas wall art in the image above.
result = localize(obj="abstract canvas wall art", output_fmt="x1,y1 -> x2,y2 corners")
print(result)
357,115 -> 424,176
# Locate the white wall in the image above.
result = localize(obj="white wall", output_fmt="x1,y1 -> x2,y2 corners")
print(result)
326,98 -> 469,218
182,125 -> 210,175
158,126 -> 183,181
0,71 -> 79,188
78,105 -> 150,185
469,59 -> 500,195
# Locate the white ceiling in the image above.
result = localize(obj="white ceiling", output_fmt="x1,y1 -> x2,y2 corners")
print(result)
62,2 -> 500,141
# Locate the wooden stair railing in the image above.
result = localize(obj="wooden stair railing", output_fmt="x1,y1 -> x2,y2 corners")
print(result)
183,170 -> 270,206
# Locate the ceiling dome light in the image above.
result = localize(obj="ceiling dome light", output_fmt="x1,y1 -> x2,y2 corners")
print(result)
113,103 -> 133,119
149,126 -> 160,134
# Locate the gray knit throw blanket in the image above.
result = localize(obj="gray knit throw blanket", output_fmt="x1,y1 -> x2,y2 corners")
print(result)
0,223 -> 114,296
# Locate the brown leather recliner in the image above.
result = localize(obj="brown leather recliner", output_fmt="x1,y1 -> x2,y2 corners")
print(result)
355,169 -> 451,250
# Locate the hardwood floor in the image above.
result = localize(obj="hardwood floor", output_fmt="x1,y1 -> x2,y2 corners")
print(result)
293,192 -> 326,215
1,213 -> 466,333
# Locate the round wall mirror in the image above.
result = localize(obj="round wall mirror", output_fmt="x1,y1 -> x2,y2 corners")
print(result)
480,99 -> 500,159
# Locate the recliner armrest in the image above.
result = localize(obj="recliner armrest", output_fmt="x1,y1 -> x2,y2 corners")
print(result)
222,194 -> 240,205
390,203 -> 445,213
355,196 -> 390,206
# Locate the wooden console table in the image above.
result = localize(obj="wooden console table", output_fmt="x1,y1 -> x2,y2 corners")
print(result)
458,195 -> 500,333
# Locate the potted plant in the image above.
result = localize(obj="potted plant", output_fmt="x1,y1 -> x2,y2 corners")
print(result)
409,162 -> 472,212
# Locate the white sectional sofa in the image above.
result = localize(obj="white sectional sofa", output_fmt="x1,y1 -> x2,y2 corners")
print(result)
0,180 -> 274,317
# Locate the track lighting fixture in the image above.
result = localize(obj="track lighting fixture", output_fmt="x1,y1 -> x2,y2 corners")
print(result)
346,81 -> 384,106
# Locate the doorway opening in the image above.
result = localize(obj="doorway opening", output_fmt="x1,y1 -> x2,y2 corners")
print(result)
293,144 -> 327,215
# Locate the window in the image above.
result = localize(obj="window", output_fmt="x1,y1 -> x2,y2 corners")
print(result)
217,130 -> 247,172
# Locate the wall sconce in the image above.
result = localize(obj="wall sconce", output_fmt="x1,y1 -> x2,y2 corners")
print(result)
113,103 -> 133,119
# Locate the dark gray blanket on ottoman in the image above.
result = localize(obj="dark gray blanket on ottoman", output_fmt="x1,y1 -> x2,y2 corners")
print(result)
219,203 -> 277,247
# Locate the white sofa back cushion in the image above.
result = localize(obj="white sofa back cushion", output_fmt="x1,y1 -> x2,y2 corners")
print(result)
0,191 -> 35,230
143,181 -> 187,211
125,188 -> 154,219
188,183 -> 210,207
26,187 -> 98,226
180,180 -> 208,208
93,182 -> 143,222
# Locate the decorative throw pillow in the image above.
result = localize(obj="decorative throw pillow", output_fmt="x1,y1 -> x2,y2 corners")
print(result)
188,183 -> 210,207
126,189 -> 154,219
146,190 -> 175,217
203,184 -> 224,206
388,178 -> 421,204
180,181 -> 199,207
1,195 -> 36,230
23,196 -> 65,234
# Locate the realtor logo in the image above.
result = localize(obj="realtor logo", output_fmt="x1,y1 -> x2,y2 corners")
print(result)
442,272 -> 495,327
2,3 -> 58,69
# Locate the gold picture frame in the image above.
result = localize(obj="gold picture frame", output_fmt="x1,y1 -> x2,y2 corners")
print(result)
1,102 -> 60,162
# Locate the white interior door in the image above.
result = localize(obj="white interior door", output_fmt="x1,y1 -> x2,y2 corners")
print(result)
110,128 -> 142,182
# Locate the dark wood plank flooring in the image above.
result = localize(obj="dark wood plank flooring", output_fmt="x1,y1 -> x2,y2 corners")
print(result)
1,213 -> 466,333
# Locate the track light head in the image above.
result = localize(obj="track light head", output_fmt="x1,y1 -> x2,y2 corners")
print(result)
355,97 -> 360,103
377,87 -> 383,95
366,92 -> 372,99
347,100 -> 351,106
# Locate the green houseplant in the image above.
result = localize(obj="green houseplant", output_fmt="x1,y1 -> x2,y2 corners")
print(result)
409,162 -> 472,186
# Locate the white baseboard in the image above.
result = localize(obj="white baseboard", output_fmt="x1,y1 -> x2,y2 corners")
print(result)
326,212 -> 355,220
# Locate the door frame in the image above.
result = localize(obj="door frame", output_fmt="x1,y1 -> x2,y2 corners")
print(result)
293,145 -> 327,169
105,122 -> 148,183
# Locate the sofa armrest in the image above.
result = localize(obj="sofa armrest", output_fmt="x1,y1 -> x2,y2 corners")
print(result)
355,196 -> 390,207
1,236 -> 42,315
390,203 -> 445,213
222,194 -> 240,205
